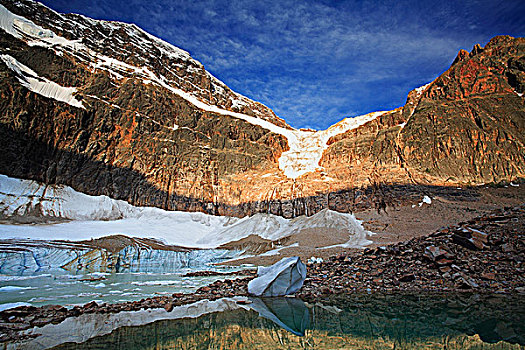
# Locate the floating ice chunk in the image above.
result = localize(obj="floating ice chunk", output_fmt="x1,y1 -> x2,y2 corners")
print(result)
0,286 -> 33,292
0,302 -> 32,312
248,257 -> 306,297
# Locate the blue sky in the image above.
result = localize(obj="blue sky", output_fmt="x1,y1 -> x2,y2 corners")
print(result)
42,0 -> 524,130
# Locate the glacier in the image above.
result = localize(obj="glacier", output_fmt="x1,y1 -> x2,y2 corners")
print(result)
0,174 -> 373,249
0,240 -> 238,275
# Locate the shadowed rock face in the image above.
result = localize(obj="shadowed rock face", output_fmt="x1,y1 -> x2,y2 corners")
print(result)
0,0 -> 523,218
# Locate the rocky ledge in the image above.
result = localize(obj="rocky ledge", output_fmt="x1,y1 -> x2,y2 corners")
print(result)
1,205 -> 523,343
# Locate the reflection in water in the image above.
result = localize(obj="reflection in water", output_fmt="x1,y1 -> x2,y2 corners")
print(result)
6,293 -> 524,349
249,297 -> 310,336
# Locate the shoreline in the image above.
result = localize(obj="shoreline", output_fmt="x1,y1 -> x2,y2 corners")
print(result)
1,204 -> 524,343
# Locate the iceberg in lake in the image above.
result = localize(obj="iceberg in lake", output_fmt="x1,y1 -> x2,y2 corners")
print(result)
248,257 -> 306,297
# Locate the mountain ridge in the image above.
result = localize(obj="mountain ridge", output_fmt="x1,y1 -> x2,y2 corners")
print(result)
0,0 -> 523,219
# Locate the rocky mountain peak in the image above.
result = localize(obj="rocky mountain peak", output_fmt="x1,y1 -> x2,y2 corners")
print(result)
0,0 -> 523,219
0,0 -> 290,129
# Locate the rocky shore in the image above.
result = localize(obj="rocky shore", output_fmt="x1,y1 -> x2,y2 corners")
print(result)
298,204 -> 524,298
1,205 -> 523,343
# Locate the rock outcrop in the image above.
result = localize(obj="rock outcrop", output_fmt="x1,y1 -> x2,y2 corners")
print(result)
298,205 -> 525,296
322,36 -> 525,187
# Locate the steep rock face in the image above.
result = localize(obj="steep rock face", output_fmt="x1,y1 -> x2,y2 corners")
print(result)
322,36 -> 525,186
0,0 -> 523,219
0,0 -> 289,128
0,0 -> 288,214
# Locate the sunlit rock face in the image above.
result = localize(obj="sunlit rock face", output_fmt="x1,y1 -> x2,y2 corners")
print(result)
0,0 -> 523,219
322,36 -> 525,187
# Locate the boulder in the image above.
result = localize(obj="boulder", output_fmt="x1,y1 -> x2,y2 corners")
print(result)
248,257 -> 306,297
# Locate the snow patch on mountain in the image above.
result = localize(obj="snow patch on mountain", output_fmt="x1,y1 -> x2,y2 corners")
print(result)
0,4 -> 46,39
414,82 -> 431,96
0,54 -> 85,109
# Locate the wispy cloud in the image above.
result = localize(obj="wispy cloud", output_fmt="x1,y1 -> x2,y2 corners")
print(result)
44,0 -> 525,129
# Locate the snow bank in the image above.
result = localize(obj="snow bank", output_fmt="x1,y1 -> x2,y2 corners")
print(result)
0,175 -> 373,249
0,174 -> 232,247
418,195 -> 432,207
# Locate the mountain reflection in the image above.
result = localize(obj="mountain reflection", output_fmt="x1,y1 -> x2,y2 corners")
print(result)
8,293 -> 523,349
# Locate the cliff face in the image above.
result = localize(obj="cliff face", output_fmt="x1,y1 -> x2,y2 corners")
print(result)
0,0 -> 289,215
0,0 -> 523,218
322,36 -> 525,186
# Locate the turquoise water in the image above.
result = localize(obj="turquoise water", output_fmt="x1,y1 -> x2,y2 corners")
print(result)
0,268 -> 242,309
0,248 -> 245,309
6,293 -> 523,349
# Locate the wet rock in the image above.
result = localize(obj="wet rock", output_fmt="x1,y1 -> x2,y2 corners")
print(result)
163,301 -> 174,312
452,229 -> 486,250
424,245 -> 455,265
458,276 -> 479,289
501,243 -> 514,253
481,272 -> 496,280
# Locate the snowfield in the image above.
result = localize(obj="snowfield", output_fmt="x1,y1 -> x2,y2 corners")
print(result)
0,175 -> 372,249
0,54 -> 85,109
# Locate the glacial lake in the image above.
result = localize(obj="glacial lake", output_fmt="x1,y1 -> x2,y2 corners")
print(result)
5,293 -> 524,349
0,249 -> 244,310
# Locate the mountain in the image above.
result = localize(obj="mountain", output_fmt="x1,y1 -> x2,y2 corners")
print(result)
0,0 -> 523,219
